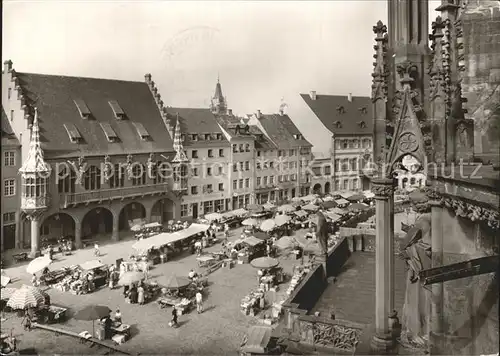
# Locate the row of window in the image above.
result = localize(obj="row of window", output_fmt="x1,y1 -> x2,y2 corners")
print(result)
256,174 -> 298,186
233,161 -> 251,172
232,143 -> 251,153
232,178 -> 251,190
180,198 -> 226,217
186,133 -> 223,142
256,148 -> 312,157
334,179 -> 359,191
335,138 -> 372,150
334,158 -> 370,172
190,148 -> 225,159
190,183 -> 225,195
232,194 -> 251,209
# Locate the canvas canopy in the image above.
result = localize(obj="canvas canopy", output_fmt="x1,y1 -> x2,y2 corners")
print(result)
143,222 -> 162,229
132,223 -> 209,252
79,260 -> 105,271
293,210 -> 308,218
222,208 -> 248,218
324,212 -> 342,222
363,190 -> 375,199
242,236 -> 264,247
339,191 -> 356,199
335,198 -> 350,205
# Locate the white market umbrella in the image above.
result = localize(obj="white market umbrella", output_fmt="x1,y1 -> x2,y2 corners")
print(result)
277,204 -> 295,214
302,204 -> 319,212
260,219 -> 276,232
204,213 -> 223,222
7,285 -> 46,310
1,287 -> 18,301
26,256 -> 52,275
274,215 -> 291,227
118,271 -> 145,286
242,218 -> 259,227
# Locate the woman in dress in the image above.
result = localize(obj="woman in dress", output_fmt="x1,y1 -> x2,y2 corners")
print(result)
137,284 -> 145,305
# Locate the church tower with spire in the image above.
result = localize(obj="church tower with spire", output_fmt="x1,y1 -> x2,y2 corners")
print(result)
210,76 -> 227,115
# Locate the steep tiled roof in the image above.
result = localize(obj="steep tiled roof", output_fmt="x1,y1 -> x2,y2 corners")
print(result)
1,106 -> 20,146
1,106 -> 14,136
215,114 -> 275,150
257,114 -> 312,149
301,94 -> 373,136
15,72 -> 174,158
165,107 -> 229,148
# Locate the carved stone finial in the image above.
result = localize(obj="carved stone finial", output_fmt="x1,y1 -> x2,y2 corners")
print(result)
396,60 -> 418,88
373,20 -> 387,37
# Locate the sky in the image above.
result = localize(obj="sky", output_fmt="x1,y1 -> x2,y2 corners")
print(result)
2,1 -> 440,155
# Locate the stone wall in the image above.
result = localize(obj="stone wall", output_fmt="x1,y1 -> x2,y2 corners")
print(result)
437,207 -> 499,355
461,2 -> 500,163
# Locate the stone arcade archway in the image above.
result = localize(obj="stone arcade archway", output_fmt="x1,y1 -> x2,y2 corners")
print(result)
313,183 -> 322,195
119,202 -> 146,231
151,198 -> 175,224
324,182 -> 331,195
40,213 -> 76,241
82,207 -> 113,238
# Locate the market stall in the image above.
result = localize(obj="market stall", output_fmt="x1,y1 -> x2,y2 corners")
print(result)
251,257 -> 284,290
335,198 -> 350,208
34,304 -> 68,324
240,289 -> 265,316
157,276 -> 196,315
234,236 -> 266,263
134,222 -> 163,240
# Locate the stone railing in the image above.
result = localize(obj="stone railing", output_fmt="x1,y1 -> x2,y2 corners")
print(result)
280,238 -> 365,353
21,196 -> 49,211
60,183 -> 169,207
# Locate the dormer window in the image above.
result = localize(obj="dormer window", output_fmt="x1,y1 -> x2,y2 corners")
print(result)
132,122 -> 151,140
359,107 -> 368,114
358,121 -> 366,129
100,122 -> 119,142
191,134 -> 198,141
244,125 -> 250,133
181,134 -> 186,141
216,133 -> 222,140
294,134 -> 303,140
64,123 -> 83,143
108,100 -> 125,119
336,106 -> 345,114
334,121 -> 342,128
74,99 -> 91,119
235,125 -> 240,135
205,134 -> 211,141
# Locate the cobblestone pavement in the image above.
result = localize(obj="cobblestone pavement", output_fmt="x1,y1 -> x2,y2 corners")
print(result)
1,228 -> 303,355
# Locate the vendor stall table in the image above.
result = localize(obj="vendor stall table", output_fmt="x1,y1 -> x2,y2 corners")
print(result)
157,297 -> 192,315
196,256 -> 215,268
36,305 -> 68,324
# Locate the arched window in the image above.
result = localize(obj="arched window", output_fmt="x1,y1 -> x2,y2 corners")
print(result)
354,139 -> 360,148
109,164 -> 125,188
132,164 -> 146,186
58,167 -> 76,193
84,166 -> 101,190
410,177 -> 416,185
342,140 -> 348,149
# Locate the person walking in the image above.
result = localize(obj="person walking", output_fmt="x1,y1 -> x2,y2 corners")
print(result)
171,306 -> 178,327
195,291 -> 203,314
137,285 -> 145,305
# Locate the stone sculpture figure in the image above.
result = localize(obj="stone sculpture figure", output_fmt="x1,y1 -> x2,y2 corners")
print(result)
315,211 -> 329,255
399,213 -> 432,348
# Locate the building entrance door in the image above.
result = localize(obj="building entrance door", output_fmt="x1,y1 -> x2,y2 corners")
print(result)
2,224 -> 15,250
192,204 -> 198,219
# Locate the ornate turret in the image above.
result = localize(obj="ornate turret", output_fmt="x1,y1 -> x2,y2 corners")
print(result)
19,108 -> 50,213
19,108 -> 51,257
210,76 -> 227,115
171,114 -> 188,194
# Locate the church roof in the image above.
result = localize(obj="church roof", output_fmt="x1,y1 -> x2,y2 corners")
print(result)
256,113 -> 312,149
19,108 -> 51,174
301,93 -> 373,136
213,80 -> 224,100
15,72 -> 174,158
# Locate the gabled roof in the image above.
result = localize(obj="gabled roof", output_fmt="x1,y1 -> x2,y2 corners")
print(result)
15,72 -> 174,158
165,107 -> 229,148
257,113 -> 312,149
301,93 -> 373,136
214,114 -> 255,139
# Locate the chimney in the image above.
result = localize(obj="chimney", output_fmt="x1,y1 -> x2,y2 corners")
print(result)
257,110 -> 262,118
310,91 -> 317,100
347,93 -> 352,102
3,60 -> 13,73
144,73 -> 152,84
228,109 -> 233,115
